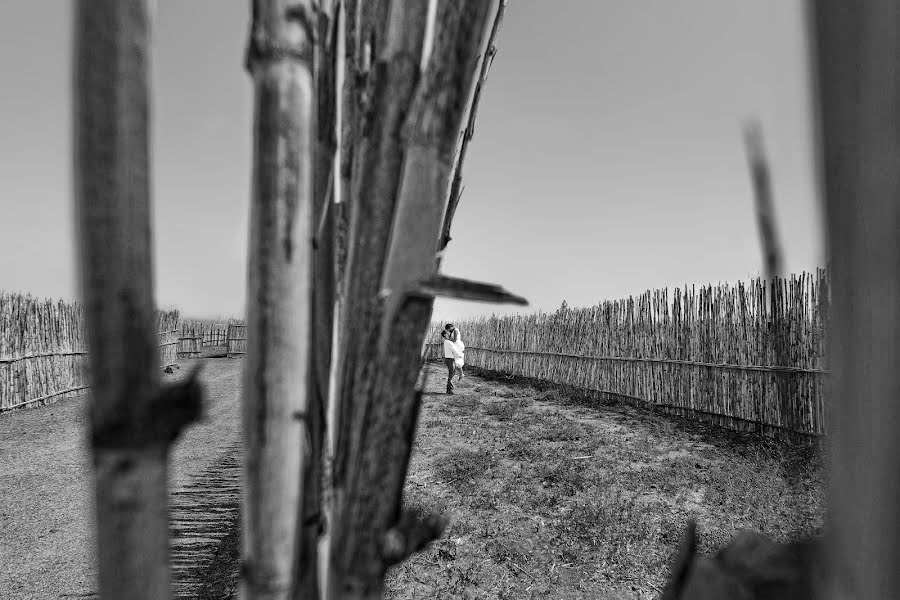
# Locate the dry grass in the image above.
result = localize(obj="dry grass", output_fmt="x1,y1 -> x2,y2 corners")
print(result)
385,363 -> 825,599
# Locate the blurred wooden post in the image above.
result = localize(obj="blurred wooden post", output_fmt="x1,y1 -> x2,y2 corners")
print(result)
743,121 -> 783,281
242,1 -> 316,598
74,1 -> 201,598
809,1 -> 900,597
743,122 -> 796,433
294,1 -> 339,598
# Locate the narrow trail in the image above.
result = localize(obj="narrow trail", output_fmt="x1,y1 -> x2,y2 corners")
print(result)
0,356 -> 244,600
170,443 -> 242,599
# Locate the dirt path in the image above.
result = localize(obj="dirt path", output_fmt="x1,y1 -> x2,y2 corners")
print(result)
1,359 -> 823,599
0,357 -> 243,600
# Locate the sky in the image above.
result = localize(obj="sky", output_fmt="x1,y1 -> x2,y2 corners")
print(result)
0,1 -> 822,321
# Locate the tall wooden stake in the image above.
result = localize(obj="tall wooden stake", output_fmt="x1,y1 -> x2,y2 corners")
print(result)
74,2 -> 201,598
327,3 -> 513,599
242,1 -> 316,598
744,121 -> 783,281
810,1 -> 900,598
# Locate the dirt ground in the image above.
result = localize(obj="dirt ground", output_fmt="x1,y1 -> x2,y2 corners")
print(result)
0,357 -> 824,600
0,356 -> 243,600
382,363 -> 825,600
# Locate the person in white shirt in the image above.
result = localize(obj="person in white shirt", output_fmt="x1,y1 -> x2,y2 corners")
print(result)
450,327 -> 465,380
442,324 -> 464,394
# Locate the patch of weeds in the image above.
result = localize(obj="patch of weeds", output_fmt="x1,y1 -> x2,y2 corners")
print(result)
533,413 -> 583,442
484,398 -> 524,421
497,388 -> 530,399
513,485 -> 557,513
466,488 -> 501,511
502,437 -> 541,462
432,537 -> 458,562
535,390 -> 562,403
556,490 -> 666,582
433,447 -> 498,492
534,458 -> 586,496
486,537 -> 529,565
446,395 -> 479,410
434,562 -> 480,599
701,454 -> 825,541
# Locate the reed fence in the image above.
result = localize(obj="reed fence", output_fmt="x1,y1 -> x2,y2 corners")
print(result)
0,292 -> 179,412
177,322 -> 202,358
226,324 -> 247,358
427,270 -> 830,438
177,319 -> 241,357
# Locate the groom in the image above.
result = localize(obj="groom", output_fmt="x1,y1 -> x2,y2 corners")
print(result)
441,323 -> 462,394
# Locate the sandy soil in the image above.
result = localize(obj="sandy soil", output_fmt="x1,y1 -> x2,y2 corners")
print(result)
0,357 -> 243,600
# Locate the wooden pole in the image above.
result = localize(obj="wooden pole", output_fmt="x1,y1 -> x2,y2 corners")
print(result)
327,3 -> 510,598
242,1 -> 316,598
743,122 -> 795,431
329,6 -> 430,590
743,121 -> 783,281
295,2 -> 339,598
809,1 -> 900,597
74,2 -> 201,599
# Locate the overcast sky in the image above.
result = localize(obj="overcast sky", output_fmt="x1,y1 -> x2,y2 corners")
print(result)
0,1 -> 822,320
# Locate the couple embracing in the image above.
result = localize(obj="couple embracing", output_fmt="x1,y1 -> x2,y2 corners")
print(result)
441,323 -> 465,394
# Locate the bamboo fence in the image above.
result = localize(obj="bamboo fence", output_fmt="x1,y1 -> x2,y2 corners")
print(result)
0,292 -> 180,412
427,270 -> 830,438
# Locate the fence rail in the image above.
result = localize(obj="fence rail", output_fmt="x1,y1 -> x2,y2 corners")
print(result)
428,270 -> 830,438
1,292 -> 179,412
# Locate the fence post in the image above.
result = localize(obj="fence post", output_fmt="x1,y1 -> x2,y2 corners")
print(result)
810,1 -> 900,597
241,1 -> 316,597
73,2 -> 201,599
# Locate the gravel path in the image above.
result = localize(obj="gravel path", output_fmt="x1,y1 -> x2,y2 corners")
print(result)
0,357 -> 243,600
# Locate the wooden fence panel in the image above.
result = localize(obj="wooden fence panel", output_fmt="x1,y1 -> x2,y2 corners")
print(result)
177,322 -> 201,358
177,319 -> 245,356
226,324 -> 247,358
157,311 -> 179,368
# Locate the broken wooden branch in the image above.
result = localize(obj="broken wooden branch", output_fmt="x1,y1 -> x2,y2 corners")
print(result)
743,120 -> 783,281
409,274 -> 528,305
